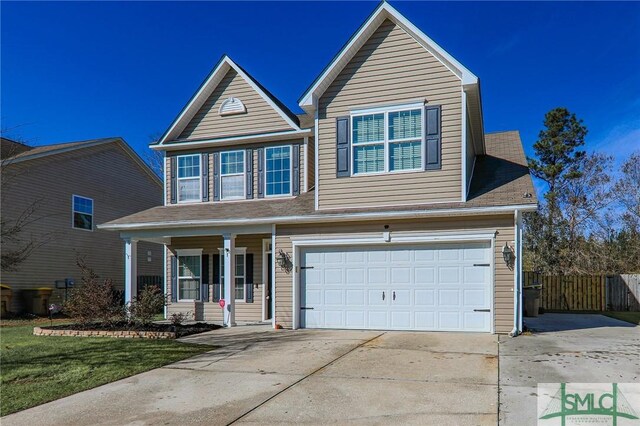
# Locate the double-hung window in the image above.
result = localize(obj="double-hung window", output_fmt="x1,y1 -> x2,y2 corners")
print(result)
220,150 -> 245,200
219,249 -> 246,301
265,146 -> 292,197
352,106 -> 423,175
178,254 -> 201,301
177,154 -> 201,202
72,195 -> 93,230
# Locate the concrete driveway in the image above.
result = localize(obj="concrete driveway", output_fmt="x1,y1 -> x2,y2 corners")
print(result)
499,314 -> 640,425
2,326 -> 498,425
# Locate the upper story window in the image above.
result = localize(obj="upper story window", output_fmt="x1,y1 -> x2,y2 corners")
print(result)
220,150 -> 245,200
177,154 -> 201,203
352,106 -> 423,175
219,248 -> 247,301
72,195 -> 93,231
265,146 -> 291,197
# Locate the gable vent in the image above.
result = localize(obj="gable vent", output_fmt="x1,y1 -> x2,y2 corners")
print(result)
219,97 -> 246,116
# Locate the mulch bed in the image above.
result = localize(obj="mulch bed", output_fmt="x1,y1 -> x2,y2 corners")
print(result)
39,322 -> 220,338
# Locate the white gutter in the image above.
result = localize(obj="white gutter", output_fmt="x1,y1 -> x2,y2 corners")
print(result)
151,129 -> 313,151
510,209 -> 523,337
98,203 -> 538,232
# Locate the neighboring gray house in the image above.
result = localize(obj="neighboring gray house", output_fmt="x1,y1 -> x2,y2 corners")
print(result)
102,2 -> 537,334
1,137 -> 163,313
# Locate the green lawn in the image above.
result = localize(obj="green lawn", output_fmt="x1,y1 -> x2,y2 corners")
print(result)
603,311 -> 640,325
0,324 -> 212,416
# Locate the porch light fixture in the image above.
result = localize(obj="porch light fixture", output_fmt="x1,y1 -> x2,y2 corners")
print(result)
502,242 -> 515,270
276,249 -> 292,273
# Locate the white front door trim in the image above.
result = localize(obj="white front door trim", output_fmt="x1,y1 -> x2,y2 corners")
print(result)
291,230 -> 497,331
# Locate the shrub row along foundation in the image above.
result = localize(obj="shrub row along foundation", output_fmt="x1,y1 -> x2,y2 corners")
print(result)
33,327 -> 176,339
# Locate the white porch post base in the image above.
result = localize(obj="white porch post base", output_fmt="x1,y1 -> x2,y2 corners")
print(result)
124,238 -> 138,306
223,234 -> 236,327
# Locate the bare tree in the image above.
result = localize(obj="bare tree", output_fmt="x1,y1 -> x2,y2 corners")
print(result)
615,151 -> 640,232
1,134 -> 51,271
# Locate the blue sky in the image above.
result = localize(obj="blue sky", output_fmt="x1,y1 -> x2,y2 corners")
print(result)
2,1 -> 639,186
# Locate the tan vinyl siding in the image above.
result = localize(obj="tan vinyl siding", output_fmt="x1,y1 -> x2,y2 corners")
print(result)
178,69 -> 293,141
466,114 -> 476,191
274,215 -> 515,333
1,143 -> 163,312
317,19 -> 463,209
166,234 -> 268,323
165,140 -> 305,205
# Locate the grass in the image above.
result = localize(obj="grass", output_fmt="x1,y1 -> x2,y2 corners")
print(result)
0,322 -> 213,416
602,311 -> 640,325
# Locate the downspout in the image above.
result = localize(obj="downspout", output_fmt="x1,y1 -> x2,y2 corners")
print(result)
510,209 -> 522,336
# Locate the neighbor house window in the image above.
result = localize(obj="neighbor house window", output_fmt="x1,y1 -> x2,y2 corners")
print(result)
177,154 -> 201,202
72,195 -> 93,230
219,249 -> 246,301
178,254 -> 201,301
352,106 -> 423,175
220,150 -> 245,200
265,146 -> 291,196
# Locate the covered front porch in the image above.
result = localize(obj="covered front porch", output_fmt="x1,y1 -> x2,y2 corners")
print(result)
122,225 -> 275,326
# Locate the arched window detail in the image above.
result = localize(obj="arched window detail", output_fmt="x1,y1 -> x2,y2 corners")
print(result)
219,97 -> 246,116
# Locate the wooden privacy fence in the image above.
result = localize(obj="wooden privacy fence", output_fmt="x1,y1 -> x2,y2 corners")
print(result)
523,272 -> 640,312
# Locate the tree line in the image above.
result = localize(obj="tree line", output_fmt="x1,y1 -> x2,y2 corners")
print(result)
524,108 -> 640,275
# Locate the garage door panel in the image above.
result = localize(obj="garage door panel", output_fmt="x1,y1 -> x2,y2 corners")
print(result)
414,267 -> 435,284
368,268 -> 388,284
414,289 -> 435,306
301,243 -> 491,332
391,267 -> 411,284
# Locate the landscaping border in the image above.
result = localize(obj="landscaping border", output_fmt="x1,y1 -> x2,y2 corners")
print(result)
33,326 -> 176,339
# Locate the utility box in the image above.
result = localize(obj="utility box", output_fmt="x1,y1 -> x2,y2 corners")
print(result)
22,288 -> 54,316
0,285 -> 12,316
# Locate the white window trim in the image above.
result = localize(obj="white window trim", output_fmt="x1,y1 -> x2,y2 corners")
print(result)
264,145 -> 293,198
217,247 -> 248,302
71,194 -> 94,232
219,149 -> 246,201
176,251 -> 202,302
176,154 -> 202,204
350,104 -> 425,176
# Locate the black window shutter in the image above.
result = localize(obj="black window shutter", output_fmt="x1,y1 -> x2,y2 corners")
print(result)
212,152 -> 220,201
170,156 -> 177,204
170,255 -> 178,302
212,253 -> 221,302
201,153 -> 209,202
257,148 -> 265,198
201,254 -> 210,302
336,116 -> 350,177
245,253 -> 254,303
425,105 -> 442,170
292,144 -> 300,195
246,149 -> 253,199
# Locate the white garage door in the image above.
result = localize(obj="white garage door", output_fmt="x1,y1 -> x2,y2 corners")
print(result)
300,242 -> 492,332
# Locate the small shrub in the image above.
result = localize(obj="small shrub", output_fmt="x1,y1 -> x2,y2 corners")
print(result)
64,258 -> 125,325
129,285 -> 164,325
169,311 -> 192,326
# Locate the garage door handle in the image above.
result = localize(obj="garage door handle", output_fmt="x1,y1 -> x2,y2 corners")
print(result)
474,309 -> 490,312
300,266 -> 314,270
474,263 -> 490,267
382,291 -> 385,301
392,291 -> 396,301
301,307 -> 314,310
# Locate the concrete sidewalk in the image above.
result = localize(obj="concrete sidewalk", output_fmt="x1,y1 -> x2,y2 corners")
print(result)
2,325 -> 498,425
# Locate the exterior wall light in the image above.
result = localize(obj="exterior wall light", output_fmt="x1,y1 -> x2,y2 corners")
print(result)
276,249 -> 292,273
502,242 -> 515,270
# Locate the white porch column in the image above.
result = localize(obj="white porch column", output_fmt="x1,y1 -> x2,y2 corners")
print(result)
223,233 -> 236,327
124,238 -> 138,305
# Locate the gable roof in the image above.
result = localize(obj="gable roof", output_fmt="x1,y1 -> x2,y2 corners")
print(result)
298,1 -> 486,154
298,1 -> 479,110
155,55 -> 305,146
5,137 -> 162,187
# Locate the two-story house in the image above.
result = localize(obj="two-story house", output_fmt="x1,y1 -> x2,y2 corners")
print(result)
1,137 -> 164,313
101,2 -> 537,334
